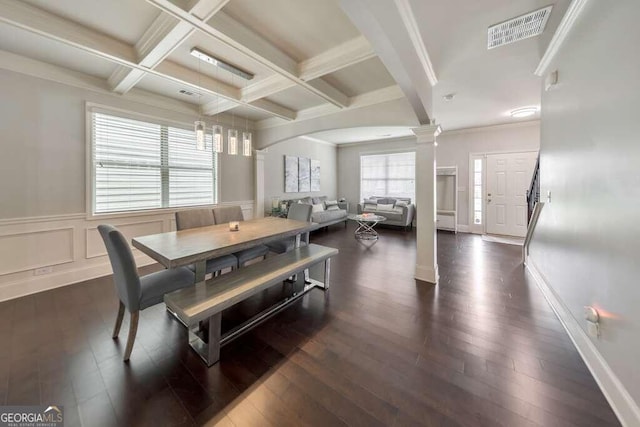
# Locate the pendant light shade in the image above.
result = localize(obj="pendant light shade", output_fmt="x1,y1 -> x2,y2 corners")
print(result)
212,124 -> 223,153
242,131 -> 252,156
195,121 -> 206,151
228,129 -> 238,155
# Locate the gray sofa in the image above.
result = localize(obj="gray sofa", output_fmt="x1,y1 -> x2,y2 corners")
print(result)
357,196 -> 415,230
283,196 -> 348,228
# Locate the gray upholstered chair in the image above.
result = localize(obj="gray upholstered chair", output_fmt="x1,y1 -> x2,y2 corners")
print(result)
98,225 -> 195,361
266,203 -> 313,254
175,209 -> 238,276
212,206 -> 269,267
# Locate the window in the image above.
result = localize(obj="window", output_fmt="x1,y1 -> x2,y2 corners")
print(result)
91,110 -> 217,214
360,152 -> 415,201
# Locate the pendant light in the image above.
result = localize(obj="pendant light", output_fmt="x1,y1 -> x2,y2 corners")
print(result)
194,54 -> 206,150
228,72 -> 238,155
211,55 -> 223,153
242,77 -> 252,156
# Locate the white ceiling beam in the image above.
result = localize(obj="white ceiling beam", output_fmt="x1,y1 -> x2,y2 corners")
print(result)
255,84 -> 405,129
146,0 -> 350,108
109,0 -> 230,94
393,0 -> 437,86
206,35 -> 375,115
0,0 -> 294,119
298,35 -> 375,81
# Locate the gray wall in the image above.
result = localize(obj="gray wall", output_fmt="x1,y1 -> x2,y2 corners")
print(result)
0,69 -> 253,219
263,137 -> 337,213
437,122 -> 540,225
529,0 -> 640,407
337,122 -> 540,220
337,138 -> 417,213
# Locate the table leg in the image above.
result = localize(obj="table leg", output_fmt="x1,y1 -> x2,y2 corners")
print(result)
188,312 -> 221,367
354,221 -> 379,240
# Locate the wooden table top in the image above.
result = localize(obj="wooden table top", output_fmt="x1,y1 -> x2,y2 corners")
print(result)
132,217 -> 313,269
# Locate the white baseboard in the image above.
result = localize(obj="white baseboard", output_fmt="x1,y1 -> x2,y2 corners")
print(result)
457,224 -> 470,233
526,259 -> 640,427
0,254 -> 155,302
415,264 -> 438,284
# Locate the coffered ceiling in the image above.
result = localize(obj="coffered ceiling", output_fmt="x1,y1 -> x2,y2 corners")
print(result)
0,0 -> 572,137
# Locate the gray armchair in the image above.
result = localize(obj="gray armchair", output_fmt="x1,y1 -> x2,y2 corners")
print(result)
266,203 -> 313,254
212,206 -> 269,267
98,225 -> 195,361
175,209 -> 238,276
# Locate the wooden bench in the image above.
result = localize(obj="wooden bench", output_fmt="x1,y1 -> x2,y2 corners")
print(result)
164,243 -> 338,366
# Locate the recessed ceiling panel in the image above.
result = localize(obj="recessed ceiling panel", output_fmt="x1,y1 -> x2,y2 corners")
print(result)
265,86 -> 325,111
227,105 -> 272,122
21,0 -> 161,45
166,31 -> 275,89
136,73 -> 217,106
322,57 -> 396,97
222,0 -> 360,61
0,23 -> 117,79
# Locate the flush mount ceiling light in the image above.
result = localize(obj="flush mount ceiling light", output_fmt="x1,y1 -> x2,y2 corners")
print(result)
443,93 -> 456,101
190,47 -> 254,80
488,6 -> 553,49
510,107 -> 538,118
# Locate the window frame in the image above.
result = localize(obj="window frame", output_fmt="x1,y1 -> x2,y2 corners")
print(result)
359,149 -> 416,202
85,103 -> 219,219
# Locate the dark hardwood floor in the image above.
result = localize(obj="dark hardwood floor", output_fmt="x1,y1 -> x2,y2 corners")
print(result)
0,225 -> 621,426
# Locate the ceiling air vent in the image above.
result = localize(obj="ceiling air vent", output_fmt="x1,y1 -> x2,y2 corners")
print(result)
179,89 -> 197,96
488,5 -> 553,49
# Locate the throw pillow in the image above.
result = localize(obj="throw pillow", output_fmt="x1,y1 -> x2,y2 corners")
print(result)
326,205 -> 340,211
377,203 -> 395,211
325,199 -> 338,206
363,203 -> 377,211
395,200 -> 408,208
311,203 -> 324,213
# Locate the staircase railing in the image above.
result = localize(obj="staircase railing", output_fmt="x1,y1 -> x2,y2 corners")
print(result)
526,154 -> 540,223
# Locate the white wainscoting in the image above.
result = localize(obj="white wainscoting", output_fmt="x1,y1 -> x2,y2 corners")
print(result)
0,201 -> 255,302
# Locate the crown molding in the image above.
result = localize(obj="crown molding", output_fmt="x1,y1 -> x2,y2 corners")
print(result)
394,0 -> 438,86
441,120 -> 540,136
298,135 -> 337,147
535,0 -> 591,77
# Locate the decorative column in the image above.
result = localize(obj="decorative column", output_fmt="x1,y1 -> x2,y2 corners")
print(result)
413,124 -> 441,284
254,149 -> 266,218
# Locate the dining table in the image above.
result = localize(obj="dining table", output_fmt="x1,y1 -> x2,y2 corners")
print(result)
132,216 -> 315,285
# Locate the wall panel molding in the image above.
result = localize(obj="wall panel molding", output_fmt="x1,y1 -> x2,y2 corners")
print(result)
0,200 -> 255,302
0,227 -> 75,275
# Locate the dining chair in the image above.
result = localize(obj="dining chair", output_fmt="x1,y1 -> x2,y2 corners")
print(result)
98,225 -> 195,361
212,206 -> 269,267
175,209 -> 238,276
266,203 -> 313,254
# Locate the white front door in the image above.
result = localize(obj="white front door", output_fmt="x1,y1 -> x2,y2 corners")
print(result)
485,151 -> 537,237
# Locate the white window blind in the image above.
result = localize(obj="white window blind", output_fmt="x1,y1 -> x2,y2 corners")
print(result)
360,152 -> 416,201
91,111 -> 217,214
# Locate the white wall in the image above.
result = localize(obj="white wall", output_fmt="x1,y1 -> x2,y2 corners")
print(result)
528,0 -> 640,423
437,122 -> 540,226
262,137 -> 337,213
0,69 -> 255,301
336,122 -> 540,221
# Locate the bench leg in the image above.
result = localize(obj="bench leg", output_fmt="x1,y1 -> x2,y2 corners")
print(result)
324,258 -> 331,289
188,312 -> 222,366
